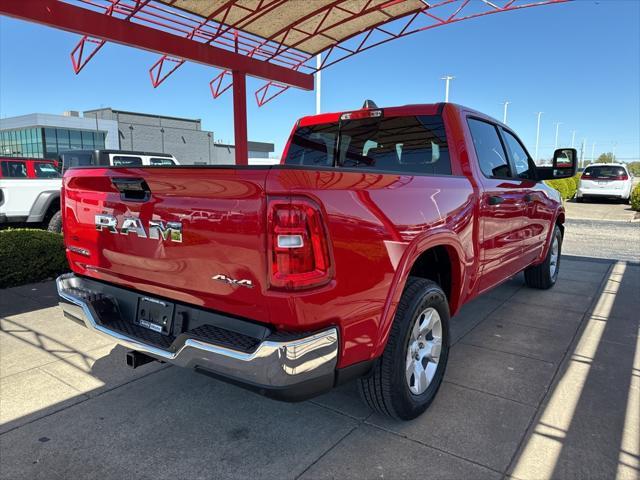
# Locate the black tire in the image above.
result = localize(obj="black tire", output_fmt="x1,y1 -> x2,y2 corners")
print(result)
47,210 -> 62,233
358,277 -> 450,420
524,225 -> 562,289
576,197 -> 584,203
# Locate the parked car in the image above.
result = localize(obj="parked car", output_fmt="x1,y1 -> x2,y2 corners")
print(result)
577,163 -> 633,203
0,157 -> 62,232
56,102 -> 576,420
58,149 -> 179,172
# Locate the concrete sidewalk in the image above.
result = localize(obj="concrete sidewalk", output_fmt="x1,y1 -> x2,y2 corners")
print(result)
1,257 -> 638,480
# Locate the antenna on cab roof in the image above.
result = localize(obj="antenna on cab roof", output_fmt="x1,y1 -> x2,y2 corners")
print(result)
362,99 -> 378,109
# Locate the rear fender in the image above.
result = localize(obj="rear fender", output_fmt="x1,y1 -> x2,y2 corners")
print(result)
371,229 -> 467,360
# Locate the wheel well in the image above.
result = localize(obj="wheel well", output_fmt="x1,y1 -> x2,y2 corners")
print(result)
555,213 -> 565,236
408,246 -> 452,299
43,196 -> 61,221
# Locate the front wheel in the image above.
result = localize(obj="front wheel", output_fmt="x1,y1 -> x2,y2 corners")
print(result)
524,225 -> 562,289
358,277 -> 450,420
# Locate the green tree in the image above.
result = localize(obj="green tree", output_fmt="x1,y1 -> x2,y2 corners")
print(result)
596,152 -> 614,163
627,161 -> 640,176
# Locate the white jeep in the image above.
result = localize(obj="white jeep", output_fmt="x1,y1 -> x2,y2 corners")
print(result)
0,158 -> 62,232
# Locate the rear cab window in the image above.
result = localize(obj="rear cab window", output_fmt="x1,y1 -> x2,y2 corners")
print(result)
284,114 -> 451,175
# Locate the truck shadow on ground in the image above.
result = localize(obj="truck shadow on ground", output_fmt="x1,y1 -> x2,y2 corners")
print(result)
0,255 -> 638,479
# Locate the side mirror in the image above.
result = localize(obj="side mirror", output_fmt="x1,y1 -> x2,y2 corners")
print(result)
536,148 -> 578,180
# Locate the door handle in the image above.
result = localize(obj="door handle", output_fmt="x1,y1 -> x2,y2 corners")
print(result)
111,177 -> 151,202
488,195 -> 504,206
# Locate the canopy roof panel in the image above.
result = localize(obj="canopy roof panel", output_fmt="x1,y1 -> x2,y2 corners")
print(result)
161,0 -> 426,55
1,0 -> 571,106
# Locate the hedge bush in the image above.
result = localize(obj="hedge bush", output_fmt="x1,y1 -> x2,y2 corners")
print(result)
0,229 -> 69,288
631,183 -> 640,212
545,174 -> 580,200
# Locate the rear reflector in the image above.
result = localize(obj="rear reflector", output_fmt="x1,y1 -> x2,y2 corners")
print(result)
268,198 -> 333,290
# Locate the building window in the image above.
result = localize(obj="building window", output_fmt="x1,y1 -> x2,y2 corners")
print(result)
0,126 -> 108,160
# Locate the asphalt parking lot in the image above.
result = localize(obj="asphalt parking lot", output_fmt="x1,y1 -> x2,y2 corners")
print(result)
563,199 -> 640,262
1,250 -> 638,480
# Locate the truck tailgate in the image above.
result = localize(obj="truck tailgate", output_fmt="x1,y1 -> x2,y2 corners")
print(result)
63,167 -> 271,323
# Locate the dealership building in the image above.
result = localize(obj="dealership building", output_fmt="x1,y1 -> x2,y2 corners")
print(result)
0,108 -> 275,164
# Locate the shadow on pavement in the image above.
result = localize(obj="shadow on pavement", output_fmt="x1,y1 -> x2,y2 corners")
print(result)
0,255 -> 638,480
0,281 -> 60,317
508,259 -> 640,480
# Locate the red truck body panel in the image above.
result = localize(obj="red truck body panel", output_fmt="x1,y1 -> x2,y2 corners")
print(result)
62,103 -> 564,370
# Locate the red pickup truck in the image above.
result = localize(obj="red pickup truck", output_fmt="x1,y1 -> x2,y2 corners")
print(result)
57,102 -> 576,420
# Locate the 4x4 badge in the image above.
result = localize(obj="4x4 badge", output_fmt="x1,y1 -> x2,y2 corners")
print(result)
212,274 -> 254,289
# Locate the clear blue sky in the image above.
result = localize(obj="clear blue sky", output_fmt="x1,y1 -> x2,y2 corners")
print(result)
1,0 -> 639,161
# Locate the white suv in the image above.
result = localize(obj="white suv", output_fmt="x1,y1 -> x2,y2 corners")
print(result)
59,150 -> 179,172
577,163 -> 634,203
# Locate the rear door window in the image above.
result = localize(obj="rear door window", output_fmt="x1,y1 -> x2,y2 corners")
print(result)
1,161 -> 28,178
150,157 -> 176,166
284,114 -> 451,175
467,118 -> 511,178
112,156 -> 143,166
33,162 -> 61,178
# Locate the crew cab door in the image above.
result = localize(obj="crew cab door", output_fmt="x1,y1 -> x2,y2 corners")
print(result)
466,118 -> 530,292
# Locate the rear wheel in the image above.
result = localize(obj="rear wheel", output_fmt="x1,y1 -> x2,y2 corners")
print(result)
358,277 -> 450,420
47,210 -> 62,233
576,197 -> 584,203
524,225 -> 562,289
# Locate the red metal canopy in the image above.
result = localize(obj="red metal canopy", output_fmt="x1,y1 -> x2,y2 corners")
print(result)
0,0 -> 569,165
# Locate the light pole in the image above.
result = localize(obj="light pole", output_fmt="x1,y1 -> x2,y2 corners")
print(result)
502,101 -> 510,124
534,112 -> 543,162
441,75 -> 454,102
571,130 -> 577,148
554,122 -> 562,149
315,54 -> 321,115
581,138 -> 587,168
591,142 -> 595,163
612,141 -> 617,162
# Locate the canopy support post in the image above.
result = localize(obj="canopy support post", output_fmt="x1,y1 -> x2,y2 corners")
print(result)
232,70 -> 248,166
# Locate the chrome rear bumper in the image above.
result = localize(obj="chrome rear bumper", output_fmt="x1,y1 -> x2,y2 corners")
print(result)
56,274 -> 339,400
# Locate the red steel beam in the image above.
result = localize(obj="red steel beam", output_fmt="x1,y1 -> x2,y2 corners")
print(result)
232,70 -> 248,166
0,0 -> 313,90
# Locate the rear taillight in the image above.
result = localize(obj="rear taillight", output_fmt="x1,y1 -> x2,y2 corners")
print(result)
268,198 -> 332,290
616,175 -> 629,180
